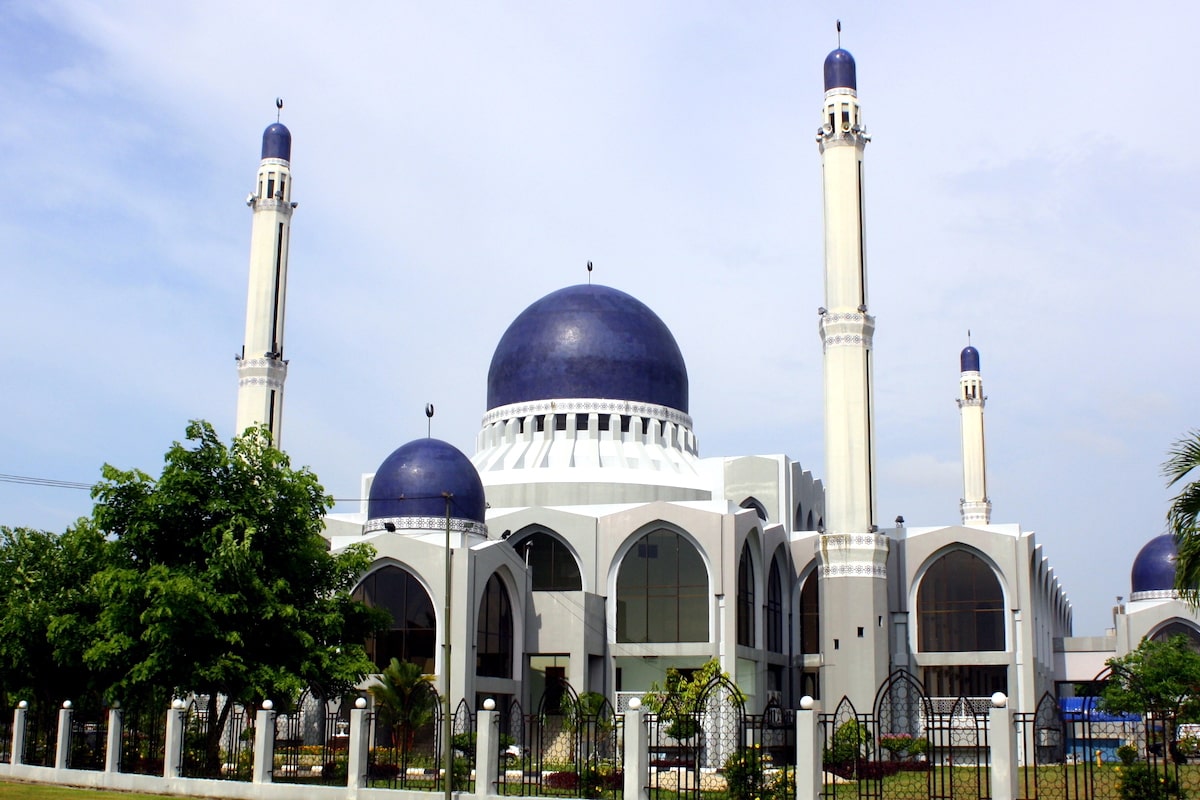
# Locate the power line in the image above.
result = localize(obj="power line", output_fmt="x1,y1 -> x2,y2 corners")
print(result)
0,473 -> 93,490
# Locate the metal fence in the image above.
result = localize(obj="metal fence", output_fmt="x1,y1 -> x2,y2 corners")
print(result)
119,703 -> 167,775
67,710 -> 107,770
271,688 -> 352,785
179,697 -> 251,780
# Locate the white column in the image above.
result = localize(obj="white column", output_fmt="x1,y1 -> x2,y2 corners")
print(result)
474,702 -> 500,798
795,698 -> 822,800
11,702 -> 27,766
162,700 -> 186,779
104,705 -> 122,773
989,695 -> 1017,800
958,346 -> 991,524
251,702 -> 275,783
622,700 -> 648,800
54,702 -> 71,770
347,698 -> 370,791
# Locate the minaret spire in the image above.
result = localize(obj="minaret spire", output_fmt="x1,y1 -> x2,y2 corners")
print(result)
814,43 -> 889,709
235,106 -> 296,446
958,341 -> 991,524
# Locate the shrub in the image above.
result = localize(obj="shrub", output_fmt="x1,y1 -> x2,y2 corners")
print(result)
724,746 -> 777,800
545,771 -> 580,789
1116,762 -> 1184,800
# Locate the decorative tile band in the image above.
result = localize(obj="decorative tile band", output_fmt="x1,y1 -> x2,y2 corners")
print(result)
364,516 -> 488,537
821,563 -> 887,579
482,398 -> 693,429
1130,590 -> 1178,601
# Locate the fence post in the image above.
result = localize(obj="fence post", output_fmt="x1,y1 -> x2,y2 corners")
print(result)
347,697 -> 370,790
989,693 -> 1017,800
104,703 -> 122,773
162,699 -> 186,778
796,696 -> 822,800
55,701 -> 72,770
11,701 -> 27,766
475,699 -> 500,797
252,700 -> 276,783
623,698 -> 648,800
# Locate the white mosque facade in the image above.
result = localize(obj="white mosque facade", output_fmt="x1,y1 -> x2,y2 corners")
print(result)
234,46 -> 1198,719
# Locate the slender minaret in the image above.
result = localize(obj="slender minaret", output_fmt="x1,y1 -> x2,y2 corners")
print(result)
958,344 -> 992,524
235,109 -> 295,446
815,43 -> 890,707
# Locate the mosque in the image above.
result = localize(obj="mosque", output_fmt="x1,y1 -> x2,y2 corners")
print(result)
233,45 -> 1199,719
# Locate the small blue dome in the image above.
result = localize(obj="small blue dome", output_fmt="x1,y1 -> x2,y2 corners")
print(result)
487,284 -> 689,412
824,48 -> 857,91
1131,535 -> 1178,595
262,122 -> 292,161
368,438 -> 486,524
961,346 -> 980,373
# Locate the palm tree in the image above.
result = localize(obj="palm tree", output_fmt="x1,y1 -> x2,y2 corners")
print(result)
368,658 -> 437,751
1166,431 -> 1200,604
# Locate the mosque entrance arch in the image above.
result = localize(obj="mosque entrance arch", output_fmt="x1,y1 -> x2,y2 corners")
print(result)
352,565 -> 436,673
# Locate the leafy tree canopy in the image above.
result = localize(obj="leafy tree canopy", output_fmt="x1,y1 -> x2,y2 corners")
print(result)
1101,634 -> 1200,717
0,523 -> 111,711
83,421 -> 386,712
1166,431 -> 1200,605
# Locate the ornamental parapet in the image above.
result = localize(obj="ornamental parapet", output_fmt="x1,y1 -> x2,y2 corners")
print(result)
818,532 -> 889,579
364,516 -> 488,537
819,312 -> 875,350
237,357 -> 287,390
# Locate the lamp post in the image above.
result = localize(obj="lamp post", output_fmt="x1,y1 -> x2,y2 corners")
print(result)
443,491 -> 453,800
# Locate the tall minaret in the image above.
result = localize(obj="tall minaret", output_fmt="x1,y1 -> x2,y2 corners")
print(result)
235,110 -> 295,446
815,43 -> 890,707
958,344 -> 992,524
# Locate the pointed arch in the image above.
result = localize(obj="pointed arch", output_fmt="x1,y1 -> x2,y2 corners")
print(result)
352,563 -> 436,672
916,547 -> 1005,652
477,572 -> 514,678
739,496 -> 768,521
765,549 -> 784,653
615,527 -> 709,643
510,527 -> 582,591
1149,618 -> 1200,651
736,540 -> 756,647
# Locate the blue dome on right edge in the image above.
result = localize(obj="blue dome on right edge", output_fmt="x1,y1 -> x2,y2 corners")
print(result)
1131,534 -> 1179,595
824,48 -> 857,91
961,346 -> 980,373
262,122 -> 292,161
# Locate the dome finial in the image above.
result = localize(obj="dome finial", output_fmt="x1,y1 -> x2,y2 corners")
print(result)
425,402 -> 435,437
587,260 -> 593,285
836,19 -> 842,48
275,97 -> 283,122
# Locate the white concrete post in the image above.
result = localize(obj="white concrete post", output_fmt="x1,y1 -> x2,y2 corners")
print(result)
795,697 -> 822,800
104,704 -> 122,773
475,700 -> 500,797
11,702 -> 28,766
347,697 -> 370,790
55,701 -> 72,770
252,701 -> 276,783
622,699 -> 648,800
162,699 -> 187,778
989,693 -> 1017,800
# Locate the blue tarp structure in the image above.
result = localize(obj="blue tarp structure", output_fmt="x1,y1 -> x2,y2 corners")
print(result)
1059,697 -> 1141,723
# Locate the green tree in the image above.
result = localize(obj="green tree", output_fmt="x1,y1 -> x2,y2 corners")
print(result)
0,523 -> 112,713
1101,634 -> 1200,718
1166,431 -> 1200,604
83,421 -> 385,772
642,659 -> 743,739
369,658 -> 437,750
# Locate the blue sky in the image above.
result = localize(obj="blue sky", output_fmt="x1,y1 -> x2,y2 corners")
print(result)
2,1 -> 1198,636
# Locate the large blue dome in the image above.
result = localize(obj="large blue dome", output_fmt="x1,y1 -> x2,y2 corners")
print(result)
367,438 -> 486,524
961,346 -> 980,373
262,122 -> 292,161
1131,534 -> 1178,595
487,284 -> 689,413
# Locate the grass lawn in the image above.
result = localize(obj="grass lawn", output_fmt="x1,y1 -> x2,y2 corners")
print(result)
0,781 -> 178,799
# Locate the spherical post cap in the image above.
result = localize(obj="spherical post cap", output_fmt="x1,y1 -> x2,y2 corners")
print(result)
111,700 -> 120,709
262,699 -> 274,710
172,698 -> 186,710
628,697 -> 642,710
17,700 -> 28,709
355,697 -> 367,709
483,698 -> 496,711
800,696 -> 815,710
991,692 -> 1008,708
63,700 -> 72,709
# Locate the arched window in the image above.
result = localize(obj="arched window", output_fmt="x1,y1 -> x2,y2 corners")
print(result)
737,542 -> 755,647
1151,621 -> 1200,652
799,571 -> 820,654
795,503 -> 804,530
740,497 -> 768,521
513,531 -> 582,591
805,510 -> 814,531
477,573 -> 513,678
918,550 -> 1004,652
616,529 -> 708,643
352,565 -> 436,673
766,556 -> 784,653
